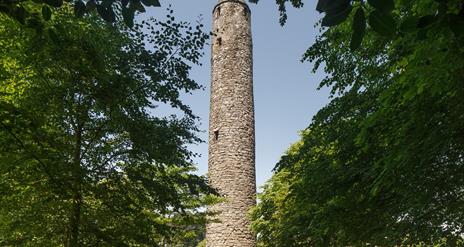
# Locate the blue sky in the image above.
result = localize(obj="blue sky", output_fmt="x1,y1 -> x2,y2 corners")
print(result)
145,0 -> 330,188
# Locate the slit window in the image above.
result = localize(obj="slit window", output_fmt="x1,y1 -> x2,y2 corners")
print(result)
214,130 -> 219,141
217,37 -> 222,46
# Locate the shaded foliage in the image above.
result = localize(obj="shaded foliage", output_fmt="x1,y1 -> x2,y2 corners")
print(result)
251,0 -> 464,50
0,0 -> 160,28
252,0 -> 464,246
0,6 -> 214,246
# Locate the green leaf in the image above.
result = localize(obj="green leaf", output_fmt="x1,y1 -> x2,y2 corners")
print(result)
48,28 -> 60,44
350,8 -> 366,51
399,16 -> 419,32
26,15 -> 44,31
86,0 -> 97,11
316,0 -> 329,13
74,0 -> 86,18
325,0 -> 350,14
14,6 -> 26,25
96,5 -> 115,23
42,6 -> 52,21
416,28 -> 428,40
43,0 -> 63,8
100,0 -> 113,8
417,15 -> 436,28
141,0 -> 161,7
367,0 -> 394,13
319,0 -> 351,14
368,10 -> 396,36
122,7 -> 135,28
322,5 -> 353,27
131,0 -> 146,13
447,14 -> 464,38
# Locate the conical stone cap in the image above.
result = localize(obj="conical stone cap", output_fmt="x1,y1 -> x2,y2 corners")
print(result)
217,0 -> 245,3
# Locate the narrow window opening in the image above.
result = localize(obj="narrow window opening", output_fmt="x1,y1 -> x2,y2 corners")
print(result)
216,7 -> 221,18
214,130 -> 219,141
217,37 -> 222,46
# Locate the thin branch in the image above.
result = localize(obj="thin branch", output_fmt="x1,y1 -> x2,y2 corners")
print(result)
0,122 -> 67,192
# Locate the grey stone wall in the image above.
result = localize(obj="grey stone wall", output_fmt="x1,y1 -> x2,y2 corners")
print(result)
206,0 -> 256,246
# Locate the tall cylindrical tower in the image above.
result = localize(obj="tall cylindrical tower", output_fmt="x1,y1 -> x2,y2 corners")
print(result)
207,0 -> 256,246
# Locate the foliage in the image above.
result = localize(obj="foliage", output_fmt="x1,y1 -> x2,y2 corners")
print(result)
252,0 -> 464,246
251,141 -> 305,247
248,0 -> 302,25
0,6 -> 213,246
0,0 -> 160,28
251,0 -> 464,50
196,239 -> 206,247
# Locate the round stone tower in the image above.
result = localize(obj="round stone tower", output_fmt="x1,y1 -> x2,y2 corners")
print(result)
206,0 -> 256,246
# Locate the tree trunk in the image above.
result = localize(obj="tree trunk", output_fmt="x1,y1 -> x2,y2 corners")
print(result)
68,121 -> 83,247
69,192 -> 82,246
322,235 -> 330,247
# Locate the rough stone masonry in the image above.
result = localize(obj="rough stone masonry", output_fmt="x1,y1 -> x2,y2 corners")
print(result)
206,0 -> 256,246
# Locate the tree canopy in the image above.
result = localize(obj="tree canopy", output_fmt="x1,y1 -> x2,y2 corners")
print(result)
252,0 -> 464,246
0,4 -> 214,246
4,0 -> 464,246
253,0 -> 464,50
1,0 -> 161,28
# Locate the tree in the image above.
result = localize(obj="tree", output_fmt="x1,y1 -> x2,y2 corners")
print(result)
0,5 -> 214,246
252,0 -> 464,50
251,141 -> 310,247
0,0 -> 160,28
252,0 -> 464,245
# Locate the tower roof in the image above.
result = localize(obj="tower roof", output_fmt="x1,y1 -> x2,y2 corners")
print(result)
214,0 -> 250,13
217,0 -> 245,3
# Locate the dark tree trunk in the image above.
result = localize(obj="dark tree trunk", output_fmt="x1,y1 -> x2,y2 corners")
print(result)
69,192 -> 82,246
322,235 -> 330,247
68,121 -> 83,247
